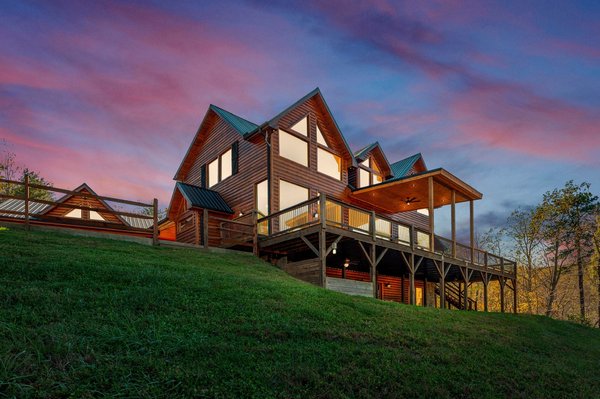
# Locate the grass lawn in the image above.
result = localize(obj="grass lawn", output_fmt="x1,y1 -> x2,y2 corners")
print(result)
1,226 -> 599,398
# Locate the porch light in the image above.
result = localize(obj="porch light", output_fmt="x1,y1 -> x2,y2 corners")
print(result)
332,242 -> 337,255
313,212 -> 319,219
239,211 -> 243,217
385,283 -> 392,288
343,259 -> 350,268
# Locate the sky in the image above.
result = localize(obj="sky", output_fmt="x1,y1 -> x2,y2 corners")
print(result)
1,0 -> 599,237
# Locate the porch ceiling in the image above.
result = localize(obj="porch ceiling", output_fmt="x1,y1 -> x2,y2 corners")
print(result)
351,168 -> 482,213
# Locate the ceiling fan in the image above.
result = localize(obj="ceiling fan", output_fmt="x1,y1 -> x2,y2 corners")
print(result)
404,196 -> 421,205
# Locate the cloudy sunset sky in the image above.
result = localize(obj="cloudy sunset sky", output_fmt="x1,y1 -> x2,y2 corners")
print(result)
1,0 -> 599,235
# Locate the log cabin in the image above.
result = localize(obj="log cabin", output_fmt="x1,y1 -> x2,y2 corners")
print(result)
164,88 -> 517,312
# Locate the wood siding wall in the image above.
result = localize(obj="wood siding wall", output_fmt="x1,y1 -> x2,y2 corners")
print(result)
271,97 -> 429,231
183,114 -> 267,216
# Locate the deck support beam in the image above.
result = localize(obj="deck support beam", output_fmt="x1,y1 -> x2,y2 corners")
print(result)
451,190 -> 456,258
402,252 -> 423,306
319,193 -> 327,288
428,176 -> 435,253
470,200 -> 475,263
433,259 -> 450,309
499,277 -> 506,313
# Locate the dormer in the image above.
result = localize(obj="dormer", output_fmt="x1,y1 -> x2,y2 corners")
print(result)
352,142 -> 393,189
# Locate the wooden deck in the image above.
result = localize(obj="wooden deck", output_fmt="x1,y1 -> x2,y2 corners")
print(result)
255,194 -> 517,312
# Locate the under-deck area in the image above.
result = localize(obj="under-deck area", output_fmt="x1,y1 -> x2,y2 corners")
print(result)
258,194 -> 517,312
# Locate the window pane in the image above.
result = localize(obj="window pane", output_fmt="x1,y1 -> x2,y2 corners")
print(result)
65,208 -> 81,218
317,148 -> 341,180
256,180 -> 269,216
359,168 -> 370,188
279,180 -> 309,231
316,125 -> 327,146
221,149 -> 232,180
208,158 -> 219,188
89,211 -> 105,221
290,116 -> 308,136
279,130 -> 308,166
374,174 -> 383,184
360,158 -> 370,168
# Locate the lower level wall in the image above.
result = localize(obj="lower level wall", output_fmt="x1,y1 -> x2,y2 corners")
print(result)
279,258 -> 321,286
326,277 -> 373,297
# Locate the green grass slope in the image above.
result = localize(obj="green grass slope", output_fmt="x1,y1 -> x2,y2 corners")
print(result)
1,227 -> 599,398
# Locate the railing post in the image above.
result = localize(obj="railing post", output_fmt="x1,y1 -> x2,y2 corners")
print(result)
203,208 -> 209,249
469,200 -> 475,263
24,173 -> 30,230
252,210 -> 258,256
370,211 -> 376,241
152,198 -> 158,246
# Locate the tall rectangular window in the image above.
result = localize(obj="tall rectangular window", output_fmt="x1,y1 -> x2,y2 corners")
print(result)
208,158 -> 219,188
207,148 -> 233,188
220,149 -> 232,180
359,168 -> 370,188
317,148 -> 341,180
255,180 -> 269,217
279,130 -> 308,167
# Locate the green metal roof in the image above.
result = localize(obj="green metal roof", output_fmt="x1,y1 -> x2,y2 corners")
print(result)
210,105 -> 258,136
389,153 -> 422,180
354,142 -> 378,160
177,182 -> 233,214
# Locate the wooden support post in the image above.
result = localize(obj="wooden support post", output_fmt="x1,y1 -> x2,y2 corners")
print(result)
451,190 -> 456,258
203,208 -> 209,249
463,269 -> 469,310
469,200 -> 475,263
458,281 -> 462,309
152,198 -> 159,245
319,228 -> 327,288
423,277 -> 428,307
370,211 -> 376,241
439,263 -> 446,309
370,243 -> 377,298
409,224 -> 415,251
409,254 -> 416,305
24,173 -> 30,230
499,277 -> 506,313
483,274 -> 489,312
428,176 -> 435,253
320,193 -> 327,228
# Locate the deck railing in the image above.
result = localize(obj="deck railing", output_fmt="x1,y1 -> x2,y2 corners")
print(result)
0,177 -> 159,244
256,194 -> 516,276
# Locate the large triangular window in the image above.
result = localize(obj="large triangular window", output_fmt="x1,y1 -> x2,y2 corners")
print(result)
290,116 -> 308,136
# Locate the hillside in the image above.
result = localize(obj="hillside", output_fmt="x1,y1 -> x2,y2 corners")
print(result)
1,227 -> 599,398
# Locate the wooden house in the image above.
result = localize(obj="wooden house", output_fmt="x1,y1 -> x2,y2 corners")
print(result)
164,88 -> 517,312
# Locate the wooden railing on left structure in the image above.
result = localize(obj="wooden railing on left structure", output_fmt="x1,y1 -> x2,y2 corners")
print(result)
0,177 -> 160,244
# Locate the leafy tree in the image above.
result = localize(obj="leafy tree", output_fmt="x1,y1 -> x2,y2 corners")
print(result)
505,207 -> 544,313
14,169 -> 55,201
